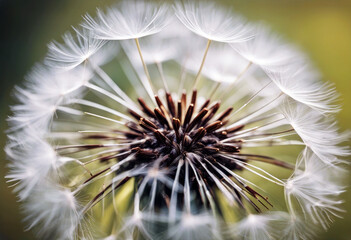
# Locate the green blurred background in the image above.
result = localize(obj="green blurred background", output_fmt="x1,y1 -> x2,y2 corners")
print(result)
0,0 -> 350,239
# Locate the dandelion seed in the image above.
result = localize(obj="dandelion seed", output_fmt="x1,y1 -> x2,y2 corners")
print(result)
6,1 -> 349,240
174,1 -> 253,43
230,213 -> 280,240
45,27 -> 107,70
82,0 -> 171,40
229,25 -> 301,71
285,148 -> 346,230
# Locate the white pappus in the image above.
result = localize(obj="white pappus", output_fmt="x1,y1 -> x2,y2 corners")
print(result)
6,0 -> 349,240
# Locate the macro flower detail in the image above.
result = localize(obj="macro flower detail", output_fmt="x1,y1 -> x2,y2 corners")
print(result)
45,28 -> 107,70
174,1 -> 253,43
6,1 -> 349,240
82,0 -> 170,40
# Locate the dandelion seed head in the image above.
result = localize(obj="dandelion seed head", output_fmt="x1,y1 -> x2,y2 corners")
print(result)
6,0 -> 349,239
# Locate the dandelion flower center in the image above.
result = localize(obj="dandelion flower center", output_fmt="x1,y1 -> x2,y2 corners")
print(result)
5,1 -> 349,239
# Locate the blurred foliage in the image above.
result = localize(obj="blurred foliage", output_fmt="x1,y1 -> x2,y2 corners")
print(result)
0,0 -> 350,239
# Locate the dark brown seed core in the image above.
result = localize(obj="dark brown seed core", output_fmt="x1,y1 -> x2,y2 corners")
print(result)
112,90 -> 272,213
124,90 -> 240,167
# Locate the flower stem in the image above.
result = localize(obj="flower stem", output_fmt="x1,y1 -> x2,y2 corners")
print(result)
193,39 -> 212,90
135,38 -> 155,96
156,61 -> 169,92
220,61 -> 253,102
209,81 -> 221,99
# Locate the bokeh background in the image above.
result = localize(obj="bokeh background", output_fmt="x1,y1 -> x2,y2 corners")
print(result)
0,0 -> 350,239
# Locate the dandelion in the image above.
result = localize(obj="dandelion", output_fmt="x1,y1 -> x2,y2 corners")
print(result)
6,0 -> 349,240
45,27 -> 108,70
